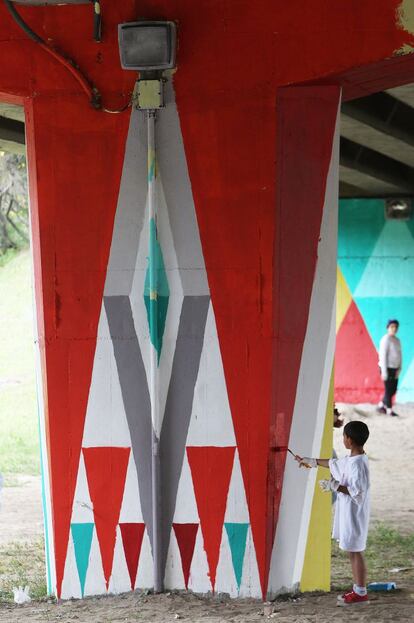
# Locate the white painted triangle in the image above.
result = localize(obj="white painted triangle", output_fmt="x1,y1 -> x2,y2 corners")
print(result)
71,453 -> 94,524
119,453 -> 144,523
239,526 -> 262,598
164,527 -> 186,590
83,529 -> 106,597
83,306 -> 132,447
135,529 -> 153,589
215,526 -> 238,597
60,531 -> 82,600
224,450 -> 250,523
187,303 -> 236,446
173,452 -> 199,523
130,178 -> 184,438
108,525 -> 131,595
188,526 -> 211,594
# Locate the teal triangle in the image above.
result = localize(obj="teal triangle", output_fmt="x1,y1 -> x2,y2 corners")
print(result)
338,199 -> 385,294
144,218 -> 170,363
406,217 -> 414,240
71,523 -> 94,597
354,297 -> 414,386
224,523 -> 249,589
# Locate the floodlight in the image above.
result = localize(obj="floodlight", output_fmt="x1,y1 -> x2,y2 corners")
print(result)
118,21 -> 176,72
385,198 -> 412,221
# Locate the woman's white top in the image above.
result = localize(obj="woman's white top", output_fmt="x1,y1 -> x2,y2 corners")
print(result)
379,334 -> 402,374
329,454 -> 370,552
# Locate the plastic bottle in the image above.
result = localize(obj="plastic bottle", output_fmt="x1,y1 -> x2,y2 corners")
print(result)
367,582 -> 396,591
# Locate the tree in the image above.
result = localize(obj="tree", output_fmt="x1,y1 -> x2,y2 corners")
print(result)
0,151 -> 29,255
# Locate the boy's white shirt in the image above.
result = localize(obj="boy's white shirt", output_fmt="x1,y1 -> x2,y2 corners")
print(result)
379,334 -> 402,377
329,454 -> 370,552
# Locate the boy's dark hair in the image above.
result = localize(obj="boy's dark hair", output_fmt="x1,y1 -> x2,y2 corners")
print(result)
387,318 -> 399,328
344,421 -> 369,446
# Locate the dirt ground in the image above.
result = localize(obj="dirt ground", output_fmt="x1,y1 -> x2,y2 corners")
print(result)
0,404 -> 413,621
0,589 -> 413,623
0,476 -> 43,545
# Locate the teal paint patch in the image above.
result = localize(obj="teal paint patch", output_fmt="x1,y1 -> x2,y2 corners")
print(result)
338,199 -> 385,294
143,295 -> 169,363
354,222 -> 414,298
148,157 -> 156,183
354,297 -> 414,385
71,523 -> 94,596
144,219 -> 170,362
406,218 -> 414,240
224,523 -> 249,589
398,358 -> 414,401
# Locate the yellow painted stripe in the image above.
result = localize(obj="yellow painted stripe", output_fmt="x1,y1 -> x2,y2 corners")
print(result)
300,366 -> 334,592
336,266 -> 352,333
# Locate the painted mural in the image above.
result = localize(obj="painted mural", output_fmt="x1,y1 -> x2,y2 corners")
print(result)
336,199 -> 414,403
1,0 -> 413,604
59,84 -> 262,599
60,84 -> 340,600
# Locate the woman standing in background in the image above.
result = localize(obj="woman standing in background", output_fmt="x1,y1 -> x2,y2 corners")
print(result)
377,319 -> 402,417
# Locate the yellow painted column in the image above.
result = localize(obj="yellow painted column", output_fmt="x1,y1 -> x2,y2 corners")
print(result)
300,369 -> 334,592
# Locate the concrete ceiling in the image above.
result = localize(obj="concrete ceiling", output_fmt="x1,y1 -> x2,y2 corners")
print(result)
340,83 -> 414,198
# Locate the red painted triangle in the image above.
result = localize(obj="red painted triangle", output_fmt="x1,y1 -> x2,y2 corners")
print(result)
335,300 -> 383,402
187,447 -> 235,590
173,523 -> 199,589
119,523 -> 145,590
83,447 -> 131,588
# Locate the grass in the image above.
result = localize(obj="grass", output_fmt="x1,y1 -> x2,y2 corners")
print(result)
0,250 -> 40,477
331,522 -> 414,590
0,539 -> 47,602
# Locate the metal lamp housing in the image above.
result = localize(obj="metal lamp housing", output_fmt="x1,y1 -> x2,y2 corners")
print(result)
118,21 -> 177,72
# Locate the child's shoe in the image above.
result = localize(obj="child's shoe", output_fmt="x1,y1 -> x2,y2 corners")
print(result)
337,590 -> 369,606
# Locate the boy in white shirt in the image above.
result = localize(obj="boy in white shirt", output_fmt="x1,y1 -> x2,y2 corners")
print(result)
377,319 -> 402,417
297,420 -> 370,606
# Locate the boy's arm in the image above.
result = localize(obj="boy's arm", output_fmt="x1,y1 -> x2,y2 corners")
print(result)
337,485 -> 349,495
295,456 -> 331,468
316,459 -> 330,468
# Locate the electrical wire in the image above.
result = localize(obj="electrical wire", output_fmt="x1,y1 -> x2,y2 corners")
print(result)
3,0 -> 131,113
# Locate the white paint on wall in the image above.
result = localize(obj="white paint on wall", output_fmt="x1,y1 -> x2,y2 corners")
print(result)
82,306 -> 132,448
60,531 -> 82,600
164,528 -> 186,590
119,452 -> 144,523
187,303 -> 236,447
173,452 -> 199,523
108,526 -> 131,594
135,529 -> 154,589
224,450 -> 249,523
188,527 -> 211,594
216,527 -> 238,596
71,453 -> 94,523
239,527 -> 262,598
83,529 -> 106,597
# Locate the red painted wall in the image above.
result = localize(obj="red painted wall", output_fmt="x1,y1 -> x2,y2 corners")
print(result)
0,0 -> 413,596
